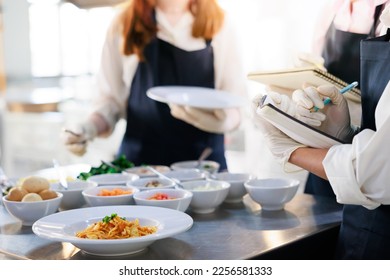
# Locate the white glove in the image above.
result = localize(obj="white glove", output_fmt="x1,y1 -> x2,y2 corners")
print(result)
292,85 -> 357,143
61,122 -> 98,156
169,104 -> 240,134
252,94 -> 305,172
266,91 -> 326,126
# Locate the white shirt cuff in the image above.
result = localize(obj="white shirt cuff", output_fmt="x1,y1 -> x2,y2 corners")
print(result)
323,144 -> 380,210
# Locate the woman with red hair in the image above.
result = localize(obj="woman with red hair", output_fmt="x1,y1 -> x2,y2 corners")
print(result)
62,0 -> 246,169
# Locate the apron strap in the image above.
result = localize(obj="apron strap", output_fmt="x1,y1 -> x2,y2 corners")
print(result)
370,4 -> 385,37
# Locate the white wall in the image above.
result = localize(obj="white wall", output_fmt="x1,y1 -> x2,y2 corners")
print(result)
2,0 -> 32,81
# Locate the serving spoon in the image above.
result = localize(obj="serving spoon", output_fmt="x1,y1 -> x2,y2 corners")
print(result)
196,147 -> 213,169
146,166 -> 184,189
52,159 -> 68,190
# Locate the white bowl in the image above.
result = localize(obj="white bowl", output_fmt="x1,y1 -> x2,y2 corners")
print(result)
2,192 -> 63,226
126,177 -> 176,191
87,173 -> 139,186
133,188 -> 193,212
244,178 -> 300,211
123,165 -> 171,178
82,185 -> 140,207
171,160 -> 220,174
164,169 -> 207,182
213,172 -> 254,203
180,180 -> 230,214
50,180 -> 97,210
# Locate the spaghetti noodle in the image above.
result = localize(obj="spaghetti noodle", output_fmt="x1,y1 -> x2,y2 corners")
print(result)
76,214 -> 157,239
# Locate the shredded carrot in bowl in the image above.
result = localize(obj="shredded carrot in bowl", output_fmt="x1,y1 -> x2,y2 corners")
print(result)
97,188 -> 133,196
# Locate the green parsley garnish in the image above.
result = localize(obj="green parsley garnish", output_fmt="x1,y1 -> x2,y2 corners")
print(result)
102,213 -> 126,223
102,213 -> 117,223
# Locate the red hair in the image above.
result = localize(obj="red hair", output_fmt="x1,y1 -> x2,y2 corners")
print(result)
118,0 -> 225,60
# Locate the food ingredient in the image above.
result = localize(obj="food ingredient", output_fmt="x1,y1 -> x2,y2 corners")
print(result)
76,213 -> 157,239
97,188 -> 133,196
39,189 -> 58,200
21,176 -> 50,193
145,180 -> 163,188
7,188 -> 28,201
147,193 -> 175,200
21,193 -> 43,202
77,155 -> 134,180
5,176 -> 57,202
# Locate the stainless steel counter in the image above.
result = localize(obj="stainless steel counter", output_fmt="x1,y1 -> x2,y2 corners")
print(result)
0,193 -> 342,260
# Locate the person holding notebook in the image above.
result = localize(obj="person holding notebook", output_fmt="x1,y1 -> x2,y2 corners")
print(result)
300,0 -> 390,198
252,5 -> 390,259
61,0 -> 246,170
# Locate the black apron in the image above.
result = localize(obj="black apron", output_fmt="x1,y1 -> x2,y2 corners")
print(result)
335,29 -> 390,259
305,5 -> 384,198
118,37 -> 227,170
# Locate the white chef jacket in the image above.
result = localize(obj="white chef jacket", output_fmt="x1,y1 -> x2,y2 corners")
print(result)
91,8 -> 247,133
324,81 -> 390,210
312,0 -> 390,55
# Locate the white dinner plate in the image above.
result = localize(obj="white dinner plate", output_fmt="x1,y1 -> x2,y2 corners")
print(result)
32,205 -> 193,256
87,173 -> 139,186
147,86 -> 247,109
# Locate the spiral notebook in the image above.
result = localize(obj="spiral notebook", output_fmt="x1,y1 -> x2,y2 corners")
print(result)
257,95 -> 345,149
248,66 -> 361,103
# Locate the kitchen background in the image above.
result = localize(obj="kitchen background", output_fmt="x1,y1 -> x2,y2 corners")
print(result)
0,0 -> 327,191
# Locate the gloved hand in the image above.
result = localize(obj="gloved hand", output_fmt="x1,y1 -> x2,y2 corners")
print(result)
169,104 -> 240,134
251,94 -> 305,172
292,85 -> 357,143
266,90 -> 326,126
61,122 -> 98,156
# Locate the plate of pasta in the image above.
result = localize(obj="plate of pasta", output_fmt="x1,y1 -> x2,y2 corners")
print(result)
32,205 -> 193,256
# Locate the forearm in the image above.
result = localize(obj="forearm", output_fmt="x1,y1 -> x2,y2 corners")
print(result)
289,147 -> 329,180
224,107 -> 241,132
89,112 -> 110,137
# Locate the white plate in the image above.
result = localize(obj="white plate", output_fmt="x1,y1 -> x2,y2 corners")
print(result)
32,205 -> 193,256
87,173 -> 139,186
147,86 -> 247,109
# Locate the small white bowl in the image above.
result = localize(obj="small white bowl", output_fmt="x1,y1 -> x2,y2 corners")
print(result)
82,185 -> 139,207
164,169 -> 207,182
123,165 -> 171,178
50,180 -> 97,210
180,180 -> 230,214
213,172 -> 254,203
126,177 -> 176,191
244,178 -> 300,211
2,192 -> 63,226
171,160 -> 220,174
133,188 -> 193,212
87,173 -> 139,186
